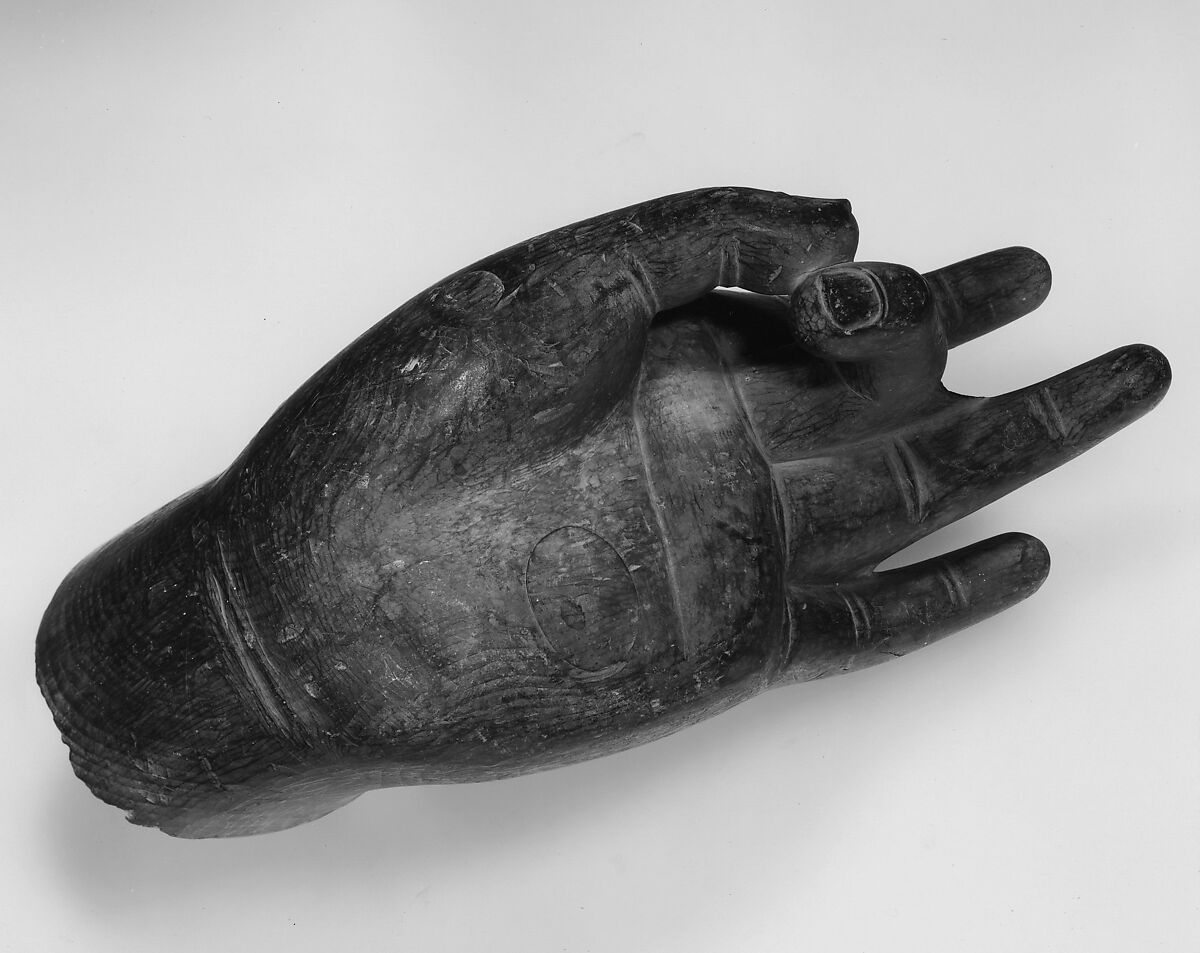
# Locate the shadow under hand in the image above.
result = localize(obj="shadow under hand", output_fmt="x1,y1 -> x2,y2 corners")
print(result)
40,686 -> 837,922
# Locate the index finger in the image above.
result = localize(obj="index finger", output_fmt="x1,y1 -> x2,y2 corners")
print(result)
460,186 -> 860,314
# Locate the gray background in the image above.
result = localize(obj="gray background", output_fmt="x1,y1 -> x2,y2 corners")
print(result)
4,2 -> 1197,950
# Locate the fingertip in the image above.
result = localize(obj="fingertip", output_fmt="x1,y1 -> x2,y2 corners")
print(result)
801,265 -> 885,333
886,531 -> 1050,599
1015,342 -> 1172,454
1122,343 -> 1172,407
780,530 -> 1053,682
928,245 -> 1053,347
1001,246 -> 1053,317
431,269 -> 507,311
1004,245 -> 1052,296
919,532 -> 1051,617
788,261 -> 934,359
987,531 -> 1052,598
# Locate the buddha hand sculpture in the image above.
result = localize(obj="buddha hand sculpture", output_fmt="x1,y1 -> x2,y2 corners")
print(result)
37,187 -> 1171,837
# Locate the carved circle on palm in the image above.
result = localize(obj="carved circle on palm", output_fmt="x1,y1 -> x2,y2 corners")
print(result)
525,526 -> 642,680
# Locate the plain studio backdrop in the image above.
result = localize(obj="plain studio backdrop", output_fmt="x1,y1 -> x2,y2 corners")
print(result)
4,3 -> 1197,951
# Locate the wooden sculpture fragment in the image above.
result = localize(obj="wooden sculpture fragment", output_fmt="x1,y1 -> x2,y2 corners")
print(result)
36,188 -> 1171,837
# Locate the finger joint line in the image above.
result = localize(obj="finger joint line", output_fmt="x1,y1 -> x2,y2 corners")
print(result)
884,437 -> 932,523
1026,388 -> 1074,444
628,256 -> 661,315
934,559 -> 970,610
837,588 -> 873,647
719,238 -> 742,287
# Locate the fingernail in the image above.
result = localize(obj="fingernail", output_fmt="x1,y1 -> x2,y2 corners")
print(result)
815,267 -> 883,331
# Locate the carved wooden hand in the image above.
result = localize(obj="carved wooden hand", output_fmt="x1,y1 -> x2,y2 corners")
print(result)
36,188 -> 1170,837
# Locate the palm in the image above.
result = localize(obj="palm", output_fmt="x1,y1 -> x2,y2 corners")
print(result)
234,217 -> 1164,736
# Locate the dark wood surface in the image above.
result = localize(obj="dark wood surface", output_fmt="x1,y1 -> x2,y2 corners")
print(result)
35,188 -> 1171,837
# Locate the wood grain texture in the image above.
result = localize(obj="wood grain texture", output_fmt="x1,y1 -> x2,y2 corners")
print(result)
35,188 -> 1170,836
